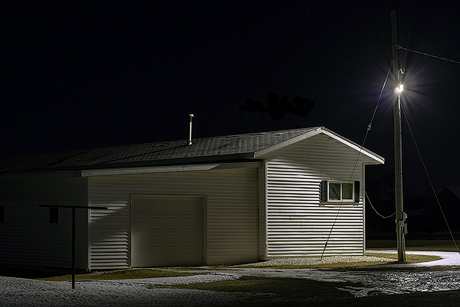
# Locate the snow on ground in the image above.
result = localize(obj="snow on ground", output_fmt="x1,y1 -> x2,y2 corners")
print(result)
366,250 -> 460,267
0,274 -> 259,307
1,252 -> 460,306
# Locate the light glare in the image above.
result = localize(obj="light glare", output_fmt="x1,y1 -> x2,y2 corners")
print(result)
397,84 -> 404,92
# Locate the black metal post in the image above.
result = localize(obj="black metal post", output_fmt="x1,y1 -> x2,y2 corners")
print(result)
72,207 -> 76,289
39,204 -> 107,289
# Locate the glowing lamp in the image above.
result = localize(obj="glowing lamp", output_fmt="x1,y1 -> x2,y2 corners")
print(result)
397,84 -> 404,92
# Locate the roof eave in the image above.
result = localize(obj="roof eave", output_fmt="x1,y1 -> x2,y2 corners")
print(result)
253,126 -> 384,164
321,128 -> 385,164
254,127 -> 324,157
0,152 -> 257,176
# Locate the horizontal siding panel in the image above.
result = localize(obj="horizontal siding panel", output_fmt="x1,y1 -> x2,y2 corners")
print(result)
268,237 -> 364,242
88,168 -> 258,269
0,201 -> 88,269
258,165 -> 267,260
267,216 -> 363,221
0,176 -> 88,269
260,133 -> 368,258
89,201 -> 130,270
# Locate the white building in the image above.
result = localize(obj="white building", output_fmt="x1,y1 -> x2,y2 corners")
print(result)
0,127 -> 383,270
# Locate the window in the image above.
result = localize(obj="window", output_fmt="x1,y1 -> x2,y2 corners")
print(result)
49,207 -> 59,224
321,181 -> 360,202
0,206 -> 4,223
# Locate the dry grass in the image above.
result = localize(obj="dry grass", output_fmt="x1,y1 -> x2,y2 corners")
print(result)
366,252 -> 441,263
36,268 -> 196,281
367,239 -> 460,252
0,241 -> 453,282
210,253 -> 441,269
3,242 -> 460,307
1,253 -> 443,281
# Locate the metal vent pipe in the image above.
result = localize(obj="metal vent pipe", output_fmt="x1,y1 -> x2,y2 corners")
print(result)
188,114 -> 194,145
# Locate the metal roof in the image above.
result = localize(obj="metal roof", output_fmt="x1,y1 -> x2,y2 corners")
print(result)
0,126 -> 384,173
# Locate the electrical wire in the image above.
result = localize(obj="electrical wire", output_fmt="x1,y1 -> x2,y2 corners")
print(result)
320,61 -> 393,260
366,191 -> 395,219
401,104 -> 460,253
367,62 -> 393,132
397,45 -> 460,65
325,42 -> 460,259
397,42 -> 459,253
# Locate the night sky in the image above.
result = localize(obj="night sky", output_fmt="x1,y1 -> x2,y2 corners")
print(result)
2,1 -> 460,198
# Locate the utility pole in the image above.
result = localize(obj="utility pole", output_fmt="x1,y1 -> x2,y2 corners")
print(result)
391,10 -> 406,262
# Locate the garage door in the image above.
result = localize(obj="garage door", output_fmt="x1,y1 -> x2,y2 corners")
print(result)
131,195 -> 204,267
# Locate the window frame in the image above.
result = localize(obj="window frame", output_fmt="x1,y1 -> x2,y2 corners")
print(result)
321,180 -> 360,203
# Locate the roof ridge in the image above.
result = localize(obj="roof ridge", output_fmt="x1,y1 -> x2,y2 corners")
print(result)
4,127 -> 321,159
2,126 -> 381,174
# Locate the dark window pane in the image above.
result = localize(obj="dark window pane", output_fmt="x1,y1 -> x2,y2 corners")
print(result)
342,183 -> 353,200
329,183 -> 340,200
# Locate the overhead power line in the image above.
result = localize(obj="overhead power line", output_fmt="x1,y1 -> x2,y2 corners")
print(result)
367,62 -> 392,132
401,105 -> 460,253
397,45 -> 460,65
320,61 -> 392,260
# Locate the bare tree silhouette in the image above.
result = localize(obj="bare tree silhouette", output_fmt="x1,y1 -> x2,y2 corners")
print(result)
241,93 -> 314,120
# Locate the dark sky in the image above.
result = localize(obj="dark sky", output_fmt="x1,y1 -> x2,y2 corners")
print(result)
2,1 -> 460,196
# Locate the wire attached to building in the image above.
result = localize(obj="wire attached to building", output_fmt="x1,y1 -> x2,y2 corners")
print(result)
401,104 -> 460,253
366,192 -> 395,219
320,62 -> 393,260
323,44 -> 460,259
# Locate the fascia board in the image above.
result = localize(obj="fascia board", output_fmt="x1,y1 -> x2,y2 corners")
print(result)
81,164 -> 220,177
254,127 -> 323,158
321,129 -> 385,164
81,161 -> 264,177
0,171 -> 81,181
211,161 -> 263,170
253,126 -> 384,165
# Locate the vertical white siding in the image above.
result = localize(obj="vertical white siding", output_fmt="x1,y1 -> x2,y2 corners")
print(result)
261,134 -> 375,258
0,176 -> 88,269
87,167 -> 258,269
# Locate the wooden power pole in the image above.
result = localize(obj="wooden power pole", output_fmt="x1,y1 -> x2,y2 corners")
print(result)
391,10 -> 406,262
